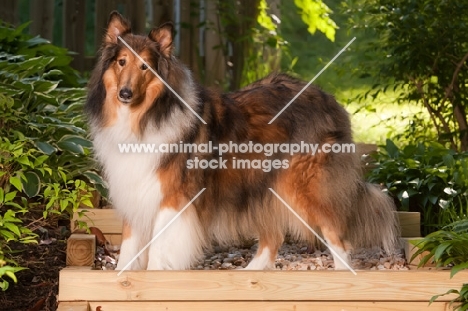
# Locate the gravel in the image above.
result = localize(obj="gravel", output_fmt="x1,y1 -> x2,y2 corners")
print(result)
94,240 -> 409,271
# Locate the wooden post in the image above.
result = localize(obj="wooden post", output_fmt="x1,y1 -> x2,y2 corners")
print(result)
151,0 -> 174,25
177,0 -> 200,79
204,0 -> 226,88
66,234 -> 96,266
0,0 -> 19,26
63,0 -> 87,71
30,0 -> 55,41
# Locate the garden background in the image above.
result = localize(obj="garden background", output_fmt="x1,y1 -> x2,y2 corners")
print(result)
0,0 -> 467,310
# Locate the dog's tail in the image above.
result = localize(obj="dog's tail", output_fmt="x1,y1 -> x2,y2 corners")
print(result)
348,183 -> 400,254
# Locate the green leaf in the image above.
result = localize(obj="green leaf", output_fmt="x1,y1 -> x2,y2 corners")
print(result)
59,135 -> 93,148
451,262 -> 468,278
57,141 -> 84,155
4,191 -> 16,203
9,176 -> 22,192
4,223 -> 21,238
0,188 -> 3,203
22,171 -> 41,198
16,156 -> 30,166
385,139 -> 399,158
35,141 -> 56,155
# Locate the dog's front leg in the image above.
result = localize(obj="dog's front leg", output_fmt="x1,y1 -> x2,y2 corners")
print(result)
116,220 -> 148,270
147,206 -> 204,270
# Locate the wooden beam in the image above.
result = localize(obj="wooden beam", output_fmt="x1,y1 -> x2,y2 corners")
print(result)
72,208 -> 123,234
397,212 -> 421,237
88,301 -> 450,311
59,269 -> 467,302
57,301 -> 90,311
66,234 -> 96,266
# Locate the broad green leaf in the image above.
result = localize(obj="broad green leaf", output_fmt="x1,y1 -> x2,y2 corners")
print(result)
59,135 -> 93,148
57,141 -> 84,155
22,171 -> 41,198
4,223 -> 21,238
385,139 -> 399,158
451,262 -> 468,278
35,141 -> 56,155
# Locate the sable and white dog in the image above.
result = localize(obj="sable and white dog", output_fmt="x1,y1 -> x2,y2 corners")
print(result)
86,12 -> 398,271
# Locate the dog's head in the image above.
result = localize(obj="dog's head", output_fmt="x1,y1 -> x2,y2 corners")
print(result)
101,11 -> 174,107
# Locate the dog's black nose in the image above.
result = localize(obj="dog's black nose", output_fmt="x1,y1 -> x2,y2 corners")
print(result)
119,88 -> 133,101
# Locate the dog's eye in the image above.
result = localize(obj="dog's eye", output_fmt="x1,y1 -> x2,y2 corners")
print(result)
118,59 -> 126,66
141,64 -> 148,70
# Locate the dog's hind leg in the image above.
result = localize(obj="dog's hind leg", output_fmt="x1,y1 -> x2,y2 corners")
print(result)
147,206 -> 205,270
320,226 -> 352,270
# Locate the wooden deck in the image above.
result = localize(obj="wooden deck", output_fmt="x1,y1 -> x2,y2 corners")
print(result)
58,208 -> 467,310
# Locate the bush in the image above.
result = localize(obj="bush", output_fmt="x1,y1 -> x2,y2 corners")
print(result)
367,139 -> 468,235
0,21 -> 105,290
344,0 -> 468,151
412,219 -> 468,310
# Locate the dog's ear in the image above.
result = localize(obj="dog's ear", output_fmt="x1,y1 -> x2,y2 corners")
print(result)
105,11 -> 131,44
148,22 -> 174,57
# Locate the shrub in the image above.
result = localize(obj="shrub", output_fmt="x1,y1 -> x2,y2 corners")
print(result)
367,139 -> 468,235
0,21 -> 105,290
412,219 -> 468,310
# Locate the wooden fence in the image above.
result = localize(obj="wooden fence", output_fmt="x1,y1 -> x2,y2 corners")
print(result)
0,0 -> 273,90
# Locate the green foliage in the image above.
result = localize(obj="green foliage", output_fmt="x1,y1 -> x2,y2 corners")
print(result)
240,0 -> 338,87
345,0 -> 468,151
0,22 -> 105,290
367,139 -> 468,235
294,0 -> 337,41
412,219 -> 468,310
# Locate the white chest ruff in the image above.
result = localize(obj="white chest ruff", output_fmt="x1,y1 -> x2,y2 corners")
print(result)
92,107 -> 166,231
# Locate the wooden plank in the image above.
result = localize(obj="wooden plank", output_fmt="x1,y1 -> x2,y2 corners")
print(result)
0,0 -> 19,25
63,0 -> 87,71
57,301 -> 90,311
72,208 -> 123,234
66,234 -> 96,266
397,212 -> 421,237
88,301 -> 450,311
59,269 -> 468,302
30,0 -> 55,41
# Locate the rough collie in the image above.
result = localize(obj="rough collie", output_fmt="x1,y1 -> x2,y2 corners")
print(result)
86,11 -> 398,271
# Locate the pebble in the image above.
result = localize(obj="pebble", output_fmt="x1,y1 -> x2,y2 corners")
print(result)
94,241 -> 410,272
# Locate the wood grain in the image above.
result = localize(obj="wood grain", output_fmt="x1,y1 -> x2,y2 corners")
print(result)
397,212 -> 421,237
66,234 -> 96,266
59,269 -> 467,302
56,301 -> 89,311
88,301 -> 450,311
72,208 -> 123,234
